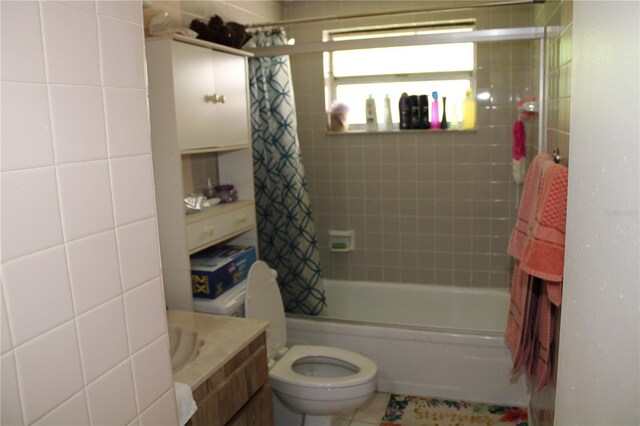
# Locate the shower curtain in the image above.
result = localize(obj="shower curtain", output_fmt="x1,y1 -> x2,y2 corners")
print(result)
245,27 -> 326,315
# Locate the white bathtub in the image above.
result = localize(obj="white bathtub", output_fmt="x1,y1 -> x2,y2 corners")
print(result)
285,279 -> 529,406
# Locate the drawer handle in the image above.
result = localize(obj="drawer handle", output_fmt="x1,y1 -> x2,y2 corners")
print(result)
205,225 -> 215,236
238,214 -> 247,223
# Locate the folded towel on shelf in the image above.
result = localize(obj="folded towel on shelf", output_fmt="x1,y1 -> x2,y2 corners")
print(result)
520,161 -> 569,284
508,154 -> 553,261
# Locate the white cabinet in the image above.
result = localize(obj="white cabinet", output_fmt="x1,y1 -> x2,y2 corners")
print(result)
146,36 -> 257,311
172,41 -> 250,152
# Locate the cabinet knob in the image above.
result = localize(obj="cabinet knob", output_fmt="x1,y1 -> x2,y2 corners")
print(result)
238,214 -> 247,223
204,94 -> 226,104
206,225 -> 215,236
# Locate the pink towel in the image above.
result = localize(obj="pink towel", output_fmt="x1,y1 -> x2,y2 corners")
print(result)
520,162 -> 569,284
533,284 -> 557,391
505,264 -> 535,373
508,154 -> 553,260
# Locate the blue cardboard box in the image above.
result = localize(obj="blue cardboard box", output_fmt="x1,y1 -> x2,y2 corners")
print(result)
191,245 -> 257,299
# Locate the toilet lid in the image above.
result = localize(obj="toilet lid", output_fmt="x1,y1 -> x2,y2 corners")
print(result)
244,261 -> 287,359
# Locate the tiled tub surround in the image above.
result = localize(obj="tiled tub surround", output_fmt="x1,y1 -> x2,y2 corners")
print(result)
284,2 -> 537,288
1,1 -> 176,425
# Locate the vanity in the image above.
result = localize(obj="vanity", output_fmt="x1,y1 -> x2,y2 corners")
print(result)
168,310 -> 272,426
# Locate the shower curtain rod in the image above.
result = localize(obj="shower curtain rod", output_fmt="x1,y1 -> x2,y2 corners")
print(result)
246,0 -> 543,29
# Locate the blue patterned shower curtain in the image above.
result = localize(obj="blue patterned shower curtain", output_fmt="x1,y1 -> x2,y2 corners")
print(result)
245,28 -> 326,315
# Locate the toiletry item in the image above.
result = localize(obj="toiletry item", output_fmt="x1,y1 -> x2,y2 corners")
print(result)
329,101 -> 349,132
365,95 -> 378,131
451,104 -> 460,129
206,178 -> 215,198
418,95 -> 430,129
431,91 -> 440,129
215,184 -> 237,203
399,93 -> 411,130
408,95 -> 420,129
463,88 -> 476,130
441,96 -> 448,129
382,94 -> 393,130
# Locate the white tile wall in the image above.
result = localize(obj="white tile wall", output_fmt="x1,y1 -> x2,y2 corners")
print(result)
0,1 -> 176,424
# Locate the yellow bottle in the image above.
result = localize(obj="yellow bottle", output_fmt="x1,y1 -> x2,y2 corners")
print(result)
462,89 -> 476,130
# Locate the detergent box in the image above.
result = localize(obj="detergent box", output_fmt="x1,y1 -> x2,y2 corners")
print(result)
190,245 -> 257,299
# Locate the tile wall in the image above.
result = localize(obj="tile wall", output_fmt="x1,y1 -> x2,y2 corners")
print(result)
529,1 -> 573,424
0,1 -> 177,425
283,1 -> 538,288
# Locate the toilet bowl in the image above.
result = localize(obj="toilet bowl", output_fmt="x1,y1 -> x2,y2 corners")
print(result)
245,261 -> 377,424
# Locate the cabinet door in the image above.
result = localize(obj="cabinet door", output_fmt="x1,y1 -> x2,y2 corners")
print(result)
211,50 -> 250,147
172,41 -> 217,151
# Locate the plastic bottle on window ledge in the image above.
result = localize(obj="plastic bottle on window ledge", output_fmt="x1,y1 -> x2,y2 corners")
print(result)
463,88 -> 476,130
431,91 -> 440,129
419,94 -> 430,129
382,94 -> 393,131
399,93 -> 411,130
365,95 -> 378,131
409,95 -> 420,129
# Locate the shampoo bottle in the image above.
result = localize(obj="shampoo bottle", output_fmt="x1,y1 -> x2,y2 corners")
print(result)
409,95 -> 420,129
399,93 -> 410,130
382,94 -> 393,130
365,95 -> 378,131
431,91 -> 440,129
419,95 -> 430,129
462,89 -> 476,130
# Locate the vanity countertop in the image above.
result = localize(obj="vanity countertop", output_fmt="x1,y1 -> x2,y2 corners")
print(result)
167,310 -> 269,390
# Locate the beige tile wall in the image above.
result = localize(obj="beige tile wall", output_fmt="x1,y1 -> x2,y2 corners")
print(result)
284,1 -> 538,287
0,1 -> 177,425
529,1 -> 572,424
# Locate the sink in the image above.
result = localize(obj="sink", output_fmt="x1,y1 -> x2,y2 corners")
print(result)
168,327 -> 204,373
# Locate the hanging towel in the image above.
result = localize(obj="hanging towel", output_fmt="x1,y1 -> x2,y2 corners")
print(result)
512,120 -> 527,185
532,285 -> 557,391
508,154 -> 553,260
505,265 -> 537,373
520,162 -> 569,284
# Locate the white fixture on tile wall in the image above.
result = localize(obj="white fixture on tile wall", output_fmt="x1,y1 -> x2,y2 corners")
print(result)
0,1 -> 177,425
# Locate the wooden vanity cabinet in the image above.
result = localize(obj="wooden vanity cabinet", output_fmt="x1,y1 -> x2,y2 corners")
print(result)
186,332 -> 274,426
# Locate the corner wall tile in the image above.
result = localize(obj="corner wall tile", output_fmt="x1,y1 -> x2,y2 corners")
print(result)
0,167 -> 63,261
139,388 -> 178,426
2,246 -> 74,345
0,82 -> 54,172
131,335 -> 173,412
0,1 -> 46,83
86,360 -> 138,426
116,218 -> 161,291
33,391 -> 89,426
110,155 -> 157,226
41,2 -> 101,86
104,88 -> 152,158
49,85 -> 108,164
57,161 -> 115,242
97,0 -> 142,23
0,290 -> 12,354
98,16 -> 146,89
66,230 -> 122,315
124,278 -> 167,354
1,352 -> 24,426
14,322 -> 84,424
77,297 -> 129,384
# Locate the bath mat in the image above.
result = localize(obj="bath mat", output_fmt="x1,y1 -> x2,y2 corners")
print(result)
379,393 -> 528,426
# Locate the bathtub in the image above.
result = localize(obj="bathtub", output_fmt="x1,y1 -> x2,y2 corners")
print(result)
285,279 -> 529,406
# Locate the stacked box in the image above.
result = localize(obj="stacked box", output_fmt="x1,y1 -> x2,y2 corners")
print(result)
191,245 -> 257,299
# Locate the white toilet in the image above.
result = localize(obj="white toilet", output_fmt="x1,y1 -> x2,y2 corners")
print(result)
244,261 -> 377,425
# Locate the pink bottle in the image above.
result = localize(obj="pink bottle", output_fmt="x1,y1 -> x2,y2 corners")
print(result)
431,91 -> 440,129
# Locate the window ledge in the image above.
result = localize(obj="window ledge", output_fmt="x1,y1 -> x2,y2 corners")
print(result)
326,129 -> 478,136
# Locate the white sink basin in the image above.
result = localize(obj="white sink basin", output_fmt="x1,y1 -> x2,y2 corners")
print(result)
168,327 -> 204,373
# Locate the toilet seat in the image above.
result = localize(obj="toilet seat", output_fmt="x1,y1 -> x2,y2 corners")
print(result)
270,345 -> 377,388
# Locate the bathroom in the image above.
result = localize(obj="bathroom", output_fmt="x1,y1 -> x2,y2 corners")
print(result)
0,1 -> 638,425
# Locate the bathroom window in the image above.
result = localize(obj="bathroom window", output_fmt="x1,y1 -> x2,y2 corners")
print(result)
324,24 -> 475,129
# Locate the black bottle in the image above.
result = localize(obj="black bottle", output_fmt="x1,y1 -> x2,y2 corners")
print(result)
441,96 -> 448,129
408,95 -> 420,129
418,95 -> 430,129
399,93 -> 411,130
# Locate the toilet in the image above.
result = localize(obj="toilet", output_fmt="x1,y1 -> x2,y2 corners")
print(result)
244,261 -> 377,425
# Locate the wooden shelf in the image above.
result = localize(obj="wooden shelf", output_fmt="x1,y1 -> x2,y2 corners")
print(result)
185,200 -> 255,225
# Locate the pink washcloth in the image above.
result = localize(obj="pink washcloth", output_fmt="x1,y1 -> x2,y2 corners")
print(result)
508,154 -> 553,260
520,162 -> 569,284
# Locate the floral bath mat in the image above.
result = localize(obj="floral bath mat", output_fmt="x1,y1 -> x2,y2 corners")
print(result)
379,394 -> 528,426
